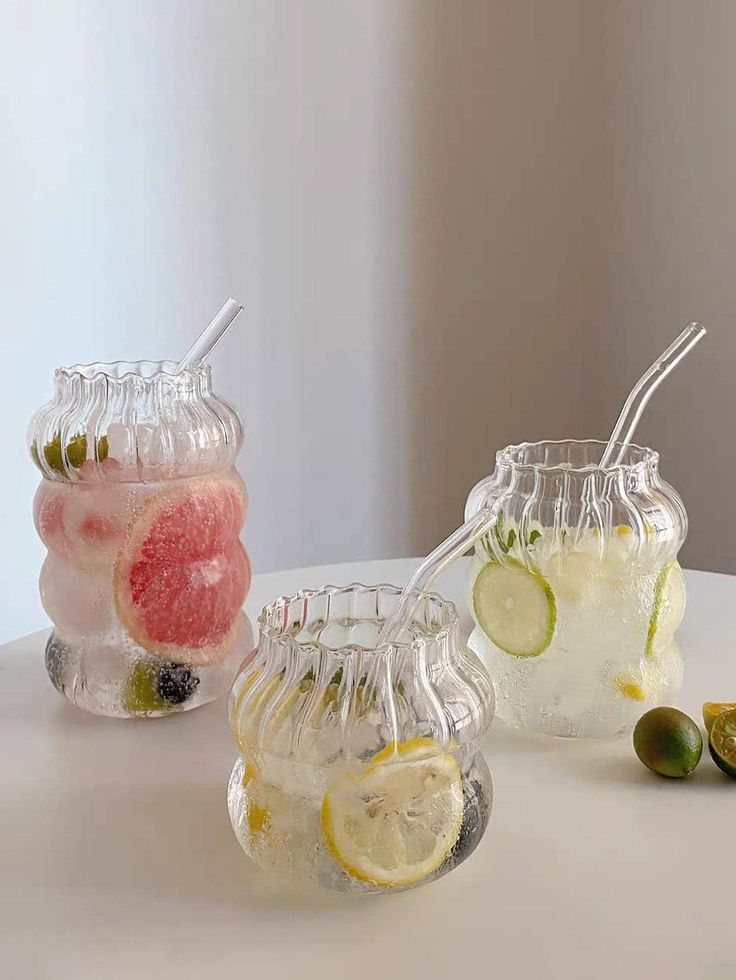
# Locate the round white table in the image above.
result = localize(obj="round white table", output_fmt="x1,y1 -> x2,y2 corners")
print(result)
1,560 -> 734,980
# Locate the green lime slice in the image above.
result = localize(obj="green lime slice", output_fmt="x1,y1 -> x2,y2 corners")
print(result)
646,562 -> 686,657
123,662 -> 172,715
709,708 -> 736,778
472,558 -> 556,657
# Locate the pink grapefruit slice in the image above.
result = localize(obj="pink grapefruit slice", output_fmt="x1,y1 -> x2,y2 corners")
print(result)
114,476 -> 250,666
34,483 -> 73,558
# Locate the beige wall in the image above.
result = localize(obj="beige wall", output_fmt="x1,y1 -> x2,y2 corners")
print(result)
593,1 -> 736,572
400,0 -> 734,573
2,0 -> 733,640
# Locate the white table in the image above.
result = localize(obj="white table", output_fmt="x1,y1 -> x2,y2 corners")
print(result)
1,560 -> 735,980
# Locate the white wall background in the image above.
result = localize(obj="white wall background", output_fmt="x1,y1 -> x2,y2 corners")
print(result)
1,0 -> 733,643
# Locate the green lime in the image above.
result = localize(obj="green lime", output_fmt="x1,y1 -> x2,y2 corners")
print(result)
708,708 -> 736,778
472,558 -> 556,657
41,432 -> 88,472
123,661 -> 171,715
633,706 -> 702,778
702,702 -> 736,734
97,433 -> 109,462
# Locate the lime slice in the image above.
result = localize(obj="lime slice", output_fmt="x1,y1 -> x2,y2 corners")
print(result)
646,563 -> 686,657
709,709 -> 736,778
703,702 -> 736,734
123,661 -> 172,715
472,559 -> 556,657
321,738 -> 463,887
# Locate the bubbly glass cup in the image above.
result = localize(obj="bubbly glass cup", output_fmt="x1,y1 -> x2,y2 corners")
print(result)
228,583 -> 494,894
465,440 -> 687,739
29,361 -> 253,717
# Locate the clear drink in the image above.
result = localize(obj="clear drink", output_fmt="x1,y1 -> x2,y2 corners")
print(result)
465,440 -> 687,739
29,361 -> 252,717
228,584 -> 494,893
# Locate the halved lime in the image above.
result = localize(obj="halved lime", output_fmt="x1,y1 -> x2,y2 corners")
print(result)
709,708 -> 736,778
703,702 -> 736,734
472,559 -> 556,657
646,563 -> 686,657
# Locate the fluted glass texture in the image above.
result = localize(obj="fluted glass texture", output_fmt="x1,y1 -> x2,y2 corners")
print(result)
228,584 -> 494,893
465,440 -> 687,738
29,361 -> 252,717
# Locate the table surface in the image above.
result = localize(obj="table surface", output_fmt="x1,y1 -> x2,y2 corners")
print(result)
2,559 -> 736,980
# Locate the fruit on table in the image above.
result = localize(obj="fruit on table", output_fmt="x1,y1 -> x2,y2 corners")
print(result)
114,477 -> 250,666
472,558 -> 556,657
702,702 -> 736,734
633,706 -> 702,778
321,737 -> 464,887
708,708 -> 736,778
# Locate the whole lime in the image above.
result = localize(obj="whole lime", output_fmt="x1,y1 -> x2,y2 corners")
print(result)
633,706 -> 702,778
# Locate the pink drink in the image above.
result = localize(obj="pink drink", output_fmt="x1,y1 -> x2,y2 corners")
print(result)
29,361 -> 253,717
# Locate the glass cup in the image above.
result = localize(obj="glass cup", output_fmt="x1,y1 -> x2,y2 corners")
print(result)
228,583 -> 494,893
29,360 -> 253,717
465,440 -> 687,738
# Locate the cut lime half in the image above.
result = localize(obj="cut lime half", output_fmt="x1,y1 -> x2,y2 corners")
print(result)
646,563 -> 686,657
472,559 -> 556,657
709,708 -> 736,779
703,702 -> 736,734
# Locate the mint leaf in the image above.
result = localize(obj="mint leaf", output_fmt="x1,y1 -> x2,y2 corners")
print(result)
529,529 -> 542,545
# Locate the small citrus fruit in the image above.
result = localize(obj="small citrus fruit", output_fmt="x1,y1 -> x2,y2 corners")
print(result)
633,706 -> 702,778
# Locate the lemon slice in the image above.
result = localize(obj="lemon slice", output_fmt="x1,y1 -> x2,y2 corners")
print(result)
472,559 -> 556,657
646,562 -> 686,657
321,738 -> 463,887
613,674 -> 646,702
240,765 -> 275,838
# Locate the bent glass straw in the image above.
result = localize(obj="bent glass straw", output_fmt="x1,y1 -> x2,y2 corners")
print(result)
599,322 -> 706,469
377,505 -> 498,646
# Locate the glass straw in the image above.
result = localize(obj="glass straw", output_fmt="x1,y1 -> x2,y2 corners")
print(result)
175,298 -> 244,374
379,320 -> 706,647
599,322 -> 706,469
378,505 -> 498,646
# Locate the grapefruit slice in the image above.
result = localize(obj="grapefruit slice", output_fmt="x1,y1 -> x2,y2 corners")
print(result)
114,476 -> 250,666
34,483 -> 72,557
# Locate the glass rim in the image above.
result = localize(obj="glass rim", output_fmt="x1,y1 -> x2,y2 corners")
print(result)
54,360 -> 210,385
257,581 -> 460,653
496,438 -> 659,475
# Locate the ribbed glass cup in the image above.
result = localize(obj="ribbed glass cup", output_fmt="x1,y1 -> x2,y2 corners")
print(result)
465,440 -> 687,738
29,361 -> 252,718
228,583 -> 494,893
